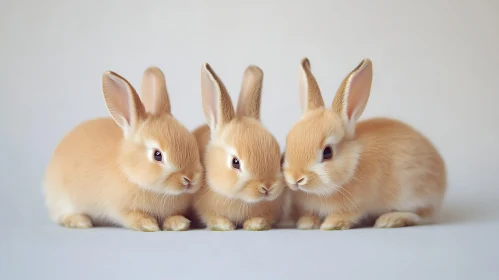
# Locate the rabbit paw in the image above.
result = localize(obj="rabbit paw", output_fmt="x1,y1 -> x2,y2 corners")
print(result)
208,217 -> 235,231
243,217 -> 270,231
374,212 -> 419,228
124,211 -> 160,232
296,215 -> 321,230
320,219 -> 352,230
163,215 -> 191,231
63,214 -> 92,229
133,218 -> 160,232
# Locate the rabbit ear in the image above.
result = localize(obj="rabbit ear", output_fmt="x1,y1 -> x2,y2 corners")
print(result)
332,59 -> 373,137
299,58 -> 325,113
236,65 -> 263,120
201,63 -> 235,132
140,66 -> 171,115
102,71 -> 146,136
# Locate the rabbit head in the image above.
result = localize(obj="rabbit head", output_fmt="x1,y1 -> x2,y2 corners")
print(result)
283,58 -> 373,196
201,63 -> 284,203
102,67 -> 202,195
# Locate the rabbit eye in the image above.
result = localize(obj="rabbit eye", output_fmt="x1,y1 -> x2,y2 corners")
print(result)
231,157 -> 240,170
153,150 -> 163,162
322,146 -> 333,161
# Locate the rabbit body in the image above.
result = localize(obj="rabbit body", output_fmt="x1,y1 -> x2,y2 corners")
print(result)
283,59 -> 446,230
192,64 -> 286,231
44,67 -> 202,231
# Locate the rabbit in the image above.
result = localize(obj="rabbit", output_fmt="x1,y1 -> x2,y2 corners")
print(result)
44,66 -> 203,231
191,63 -> 286,231
282,58 -> 447,230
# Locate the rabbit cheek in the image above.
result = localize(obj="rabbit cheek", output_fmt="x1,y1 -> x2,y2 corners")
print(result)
326,141 -> 361,187
205,148 -> 239,197
207,170 -> 239,198
120,151 -> 163,187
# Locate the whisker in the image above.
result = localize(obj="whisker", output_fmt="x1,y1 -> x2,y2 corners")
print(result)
237,201 -> 244,221
337,187 -> 359,212
245,203 -> 250,219
228,198 -> 235,212
194,189 -> 210,207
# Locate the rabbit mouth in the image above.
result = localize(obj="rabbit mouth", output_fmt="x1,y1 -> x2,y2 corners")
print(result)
241,196 -> 267,204
250,191 -> 281,203
184,183 -> 201,194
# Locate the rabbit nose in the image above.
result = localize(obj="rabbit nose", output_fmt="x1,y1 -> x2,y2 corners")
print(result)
259,185 -> 270,195
296,177 -> 307,185
289,176 -> 307,190
182,176 -> 192,188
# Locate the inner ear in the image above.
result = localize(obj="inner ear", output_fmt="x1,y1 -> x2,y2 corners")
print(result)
201,64 -> 223,128
201,63 -> 235,130
346,60 -> 372,120
202,69 -> 218,125
102,71 -> 141,129
332,59 -> 373,138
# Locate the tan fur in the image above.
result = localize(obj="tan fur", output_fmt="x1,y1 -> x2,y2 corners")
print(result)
44,67 -> 202,231
193,64 -> 286,231
284,58 -> 447,230
141,66 -> 171,115
192,124 -> 211,164
236,65 -> 263,120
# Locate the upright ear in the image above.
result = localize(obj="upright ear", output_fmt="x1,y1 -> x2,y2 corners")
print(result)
140,66 -> 171,115
236,65 -> 263,120
332,59 -> 373,137
200,63 -> 235,132
299,58 -> 325,113
102,71 -> 146,136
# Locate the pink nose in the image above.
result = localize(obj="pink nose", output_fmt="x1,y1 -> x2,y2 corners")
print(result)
260,185 -> 271,195
183,177 -> 192,189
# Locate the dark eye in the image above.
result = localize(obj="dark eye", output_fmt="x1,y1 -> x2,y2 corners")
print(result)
232,157 -> 240,169
322,146 -> 333,161
153,150 -> 163,162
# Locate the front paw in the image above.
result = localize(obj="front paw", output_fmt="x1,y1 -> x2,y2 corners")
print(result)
320,218 -> 353,230
130,217 -> 160,232
124,212 -> 160,232
163,215 -> 191,231
208,217 -> 235,231
63,214 -> 93,229
243,217 -> 270,231
296,215 -> 321,230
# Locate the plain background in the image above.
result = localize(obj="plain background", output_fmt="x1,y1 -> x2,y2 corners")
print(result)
1,0 -> 499,279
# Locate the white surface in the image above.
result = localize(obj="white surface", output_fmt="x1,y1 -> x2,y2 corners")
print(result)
2,199 -> 499,280
1,0 -> 499,279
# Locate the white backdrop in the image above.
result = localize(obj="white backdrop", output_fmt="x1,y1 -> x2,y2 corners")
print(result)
1,0 -> 498,279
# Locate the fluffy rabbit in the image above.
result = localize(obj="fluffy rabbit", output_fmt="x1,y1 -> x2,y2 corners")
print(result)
44,67 -> 202,231
282,58 -> 447,230
192,64 -> 286,231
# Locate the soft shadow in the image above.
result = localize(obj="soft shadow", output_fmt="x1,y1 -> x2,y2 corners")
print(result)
436,197 -> 499,225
